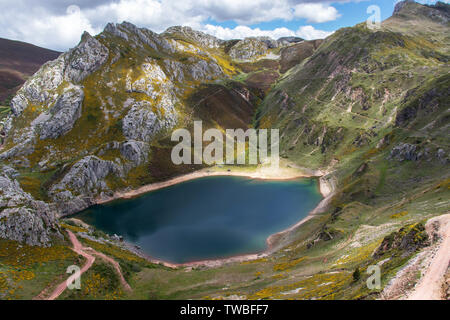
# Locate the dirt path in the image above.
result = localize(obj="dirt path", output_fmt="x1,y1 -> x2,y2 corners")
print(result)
39,230 -> 131,300
46,231 -> 95,300
84,248 -> 132,292
407,214 -> 450,300
381,214 -> 450,300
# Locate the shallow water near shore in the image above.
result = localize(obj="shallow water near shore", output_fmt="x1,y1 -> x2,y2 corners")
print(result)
75,176 -> 322,264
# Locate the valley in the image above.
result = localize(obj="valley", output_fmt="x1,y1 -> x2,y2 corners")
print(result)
0,0 -> 448,300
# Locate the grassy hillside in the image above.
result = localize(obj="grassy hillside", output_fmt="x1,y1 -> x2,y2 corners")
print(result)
0,1 -> 448,300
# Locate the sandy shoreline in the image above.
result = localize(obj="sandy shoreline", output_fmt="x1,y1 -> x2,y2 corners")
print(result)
95,164 -> 327,205
89,163 -> 336,268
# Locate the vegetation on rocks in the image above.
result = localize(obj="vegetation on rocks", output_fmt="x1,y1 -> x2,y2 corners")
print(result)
0,0 -> 448,300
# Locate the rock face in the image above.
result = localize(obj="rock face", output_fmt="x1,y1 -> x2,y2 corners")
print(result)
10,57 -> 65,116
373,222 -> 429,258
36,85 -> 84,139
64,32 -> 109,83
277,36 -> 303,46
50,156 -> 123,216
188,58 -> 223,81
163,26 -> 223,49
388,143 -> 448,164
51,156 -> 122,197
0,172 -> 59,246
120,140 -> 149,166
122,100 -> 177,142
1,31 -> 109,165
228,38 -> 269,61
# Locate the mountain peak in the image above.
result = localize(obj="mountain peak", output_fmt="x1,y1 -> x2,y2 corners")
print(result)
393,0 -> 450,23
162,25 -> 223,48
393,0 -> 416,15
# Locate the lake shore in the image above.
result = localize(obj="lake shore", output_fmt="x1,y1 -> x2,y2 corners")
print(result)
87,161 -> 336,268
95,162 -> 329,205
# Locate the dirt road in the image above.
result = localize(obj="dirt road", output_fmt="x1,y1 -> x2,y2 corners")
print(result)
84,248 -> 132,292
47,230 -> 95,300
407,214 -> 450,300
39,230 -> 131,300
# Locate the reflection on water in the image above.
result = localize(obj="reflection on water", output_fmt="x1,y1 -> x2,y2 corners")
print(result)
75,176 -> 321,263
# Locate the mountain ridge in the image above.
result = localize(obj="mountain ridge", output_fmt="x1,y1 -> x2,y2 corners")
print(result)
0,0 -> 449,300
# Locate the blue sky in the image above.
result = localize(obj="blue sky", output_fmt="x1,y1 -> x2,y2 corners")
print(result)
0,0 -> 447,51
218,0 -> 447,35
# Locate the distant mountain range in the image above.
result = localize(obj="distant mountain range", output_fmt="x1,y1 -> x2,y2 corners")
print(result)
0,38 -> 60,104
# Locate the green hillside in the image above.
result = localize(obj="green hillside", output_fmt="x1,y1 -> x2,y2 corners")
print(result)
0,1 -> 449,300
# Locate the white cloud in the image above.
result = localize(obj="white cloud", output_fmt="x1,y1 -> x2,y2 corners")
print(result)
202,25 -> 296,40
295,25 -> 334,40
201,24 -> 333,41
0,4 -> 100,51
0,0 -> 339,50
293,3 -> 341,23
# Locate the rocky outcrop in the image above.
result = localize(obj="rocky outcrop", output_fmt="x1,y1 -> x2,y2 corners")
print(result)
163,59 -> 185,83
64,32 -> 109,83
122,100 -> 176,142
373,222 -> 429,258
51,155 -> 123,196
50,156 -> 124,216
0,172 -> 59,246
437,148 -> 448,164
188,57 -> 224,81
35,85 -> 84,139
228,38 -> 269,61
388,143 -> 448,164
162,26 -> 223,49
389,143 -> 419,161
103,22 -> 173,53
255,36 -> 279,49
10,57 -> 65,116
120,140 -> 149,166
277,36 -> 303,46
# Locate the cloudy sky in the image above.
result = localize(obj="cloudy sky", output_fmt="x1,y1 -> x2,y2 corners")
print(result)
0,0 -> 446,51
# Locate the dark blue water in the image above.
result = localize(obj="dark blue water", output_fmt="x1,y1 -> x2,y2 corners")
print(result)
75,176 -> 321,263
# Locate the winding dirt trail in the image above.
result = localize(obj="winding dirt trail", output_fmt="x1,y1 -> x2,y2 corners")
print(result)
407,214 -> 450,300
46,231 -> 95,300
40,230 -> 131,300
84,248 -> 132,292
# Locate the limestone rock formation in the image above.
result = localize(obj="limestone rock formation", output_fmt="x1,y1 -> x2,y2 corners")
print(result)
228,38 -> 269,61
0,172 -> 59,246
64,32 -> 109,83
36,85 -> 84,140
163,26 -> 224,49
122,100 -> 177,142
